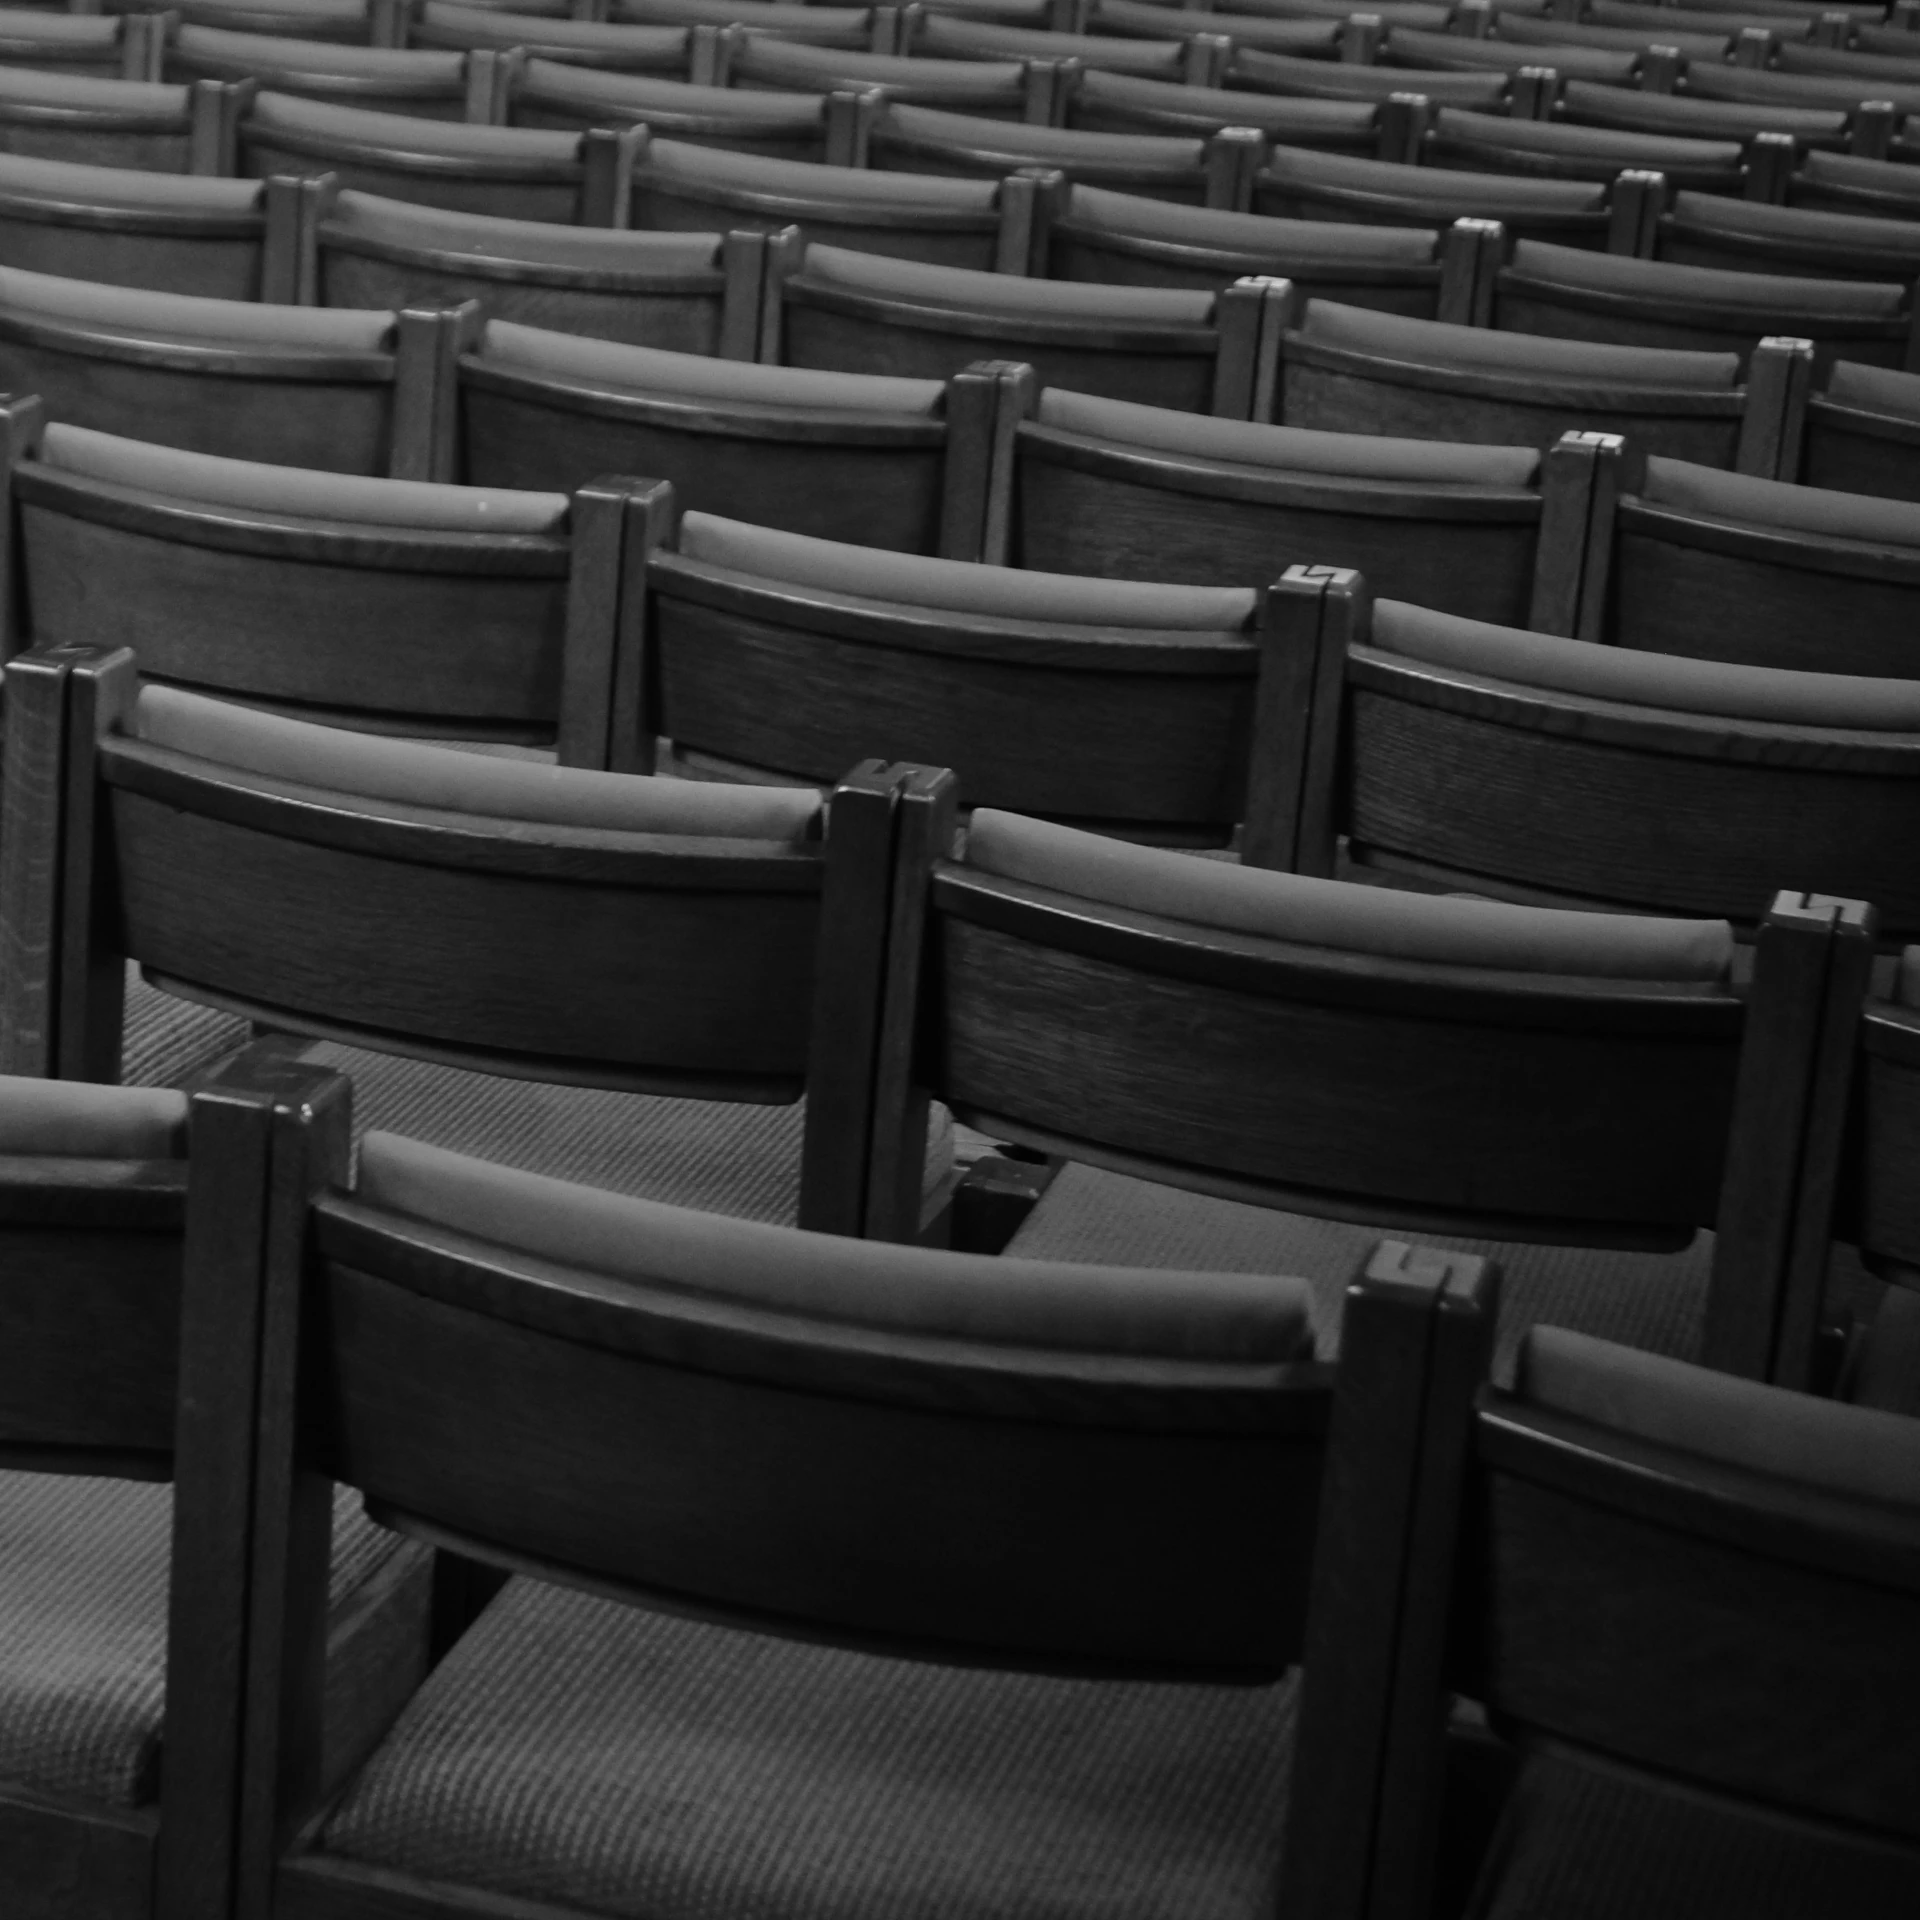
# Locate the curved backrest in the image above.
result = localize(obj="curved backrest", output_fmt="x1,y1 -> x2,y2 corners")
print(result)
1232,45 -> 1511,105
1657,190 -> 1920,282
169,27 -> 473,117
0,67 -> 205,172
1802,357 -> 1920,502
729,36 -> 1032,114
1067,69 -> 1380,149
1562,73 -> 1850,144
1426,106 -> 1746,189
416,4 -> 699,74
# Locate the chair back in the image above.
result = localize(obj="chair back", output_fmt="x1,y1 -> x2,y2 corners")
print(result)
1799,358 -> 1920,501
727,34 -> 1045,119
167,25 -> 478,119
1425,107 -> 1748,193
415,3 -> 720,80
1655,190 -> 1920,285
0,11 -> 169,84
0,67 -> 245,174
1064,69 -> 1385,154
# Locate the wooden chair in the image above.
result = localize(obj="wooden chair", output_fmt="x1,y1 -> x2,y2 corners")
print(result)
457,317 -> 1010,553
0,267 -> 461,473
628,131 -> 1038,269
1793,355 -> 1920,499
0,647 -> 908,1235
0,153 -> 285,299
1490,236 -> 1919,374
905,5 -> 1227,83
1464,6 -> 1741,63
865,99 -> 1264,206
290,180 -> 766,351
1644,188 -> 1920,286
238,91 -> 635,222
1367,1322 -> 1920,1920
1063,69 -> 1396,156
608,0 -> 901,45
1677,52 -> 1920,142
1561,443 -> 1920,676
1277,298 -> 1803,468
225,1118 -> 1489,1920
1787,144 -> 1920,213
0,9 -> 169,82
770,241 -> 1292,414
162,0 -> 409,42
0,1063 -> 434,1920
165,25 -> 480,117
724,31 -> 1050,118
1003,383 -> 1559,623
0,67 -> 246,173
1227,44 -> 1516,107
1084,0 -> 1341,61
1557,73 -> 1858,154
1384,21 -> 1649,85
411,1 -> 726,78
1261,565 -> 1920,941
0,409 -> 650,753
1424,107 -> 1754,195
859,784 -> 1857,1389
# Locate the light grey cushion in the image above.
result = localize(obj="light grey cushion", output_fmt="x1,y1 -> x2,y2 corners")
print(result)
884,101 -> 1202,165
0,153 -> 262,212
645,133 -> 999,208
1798,149 -> 1920,204
1065,183 -> 1440,264
1038,387 -> 1542,485
1670,190 -> 1920,258
129,685 -> 822,841
0,68 -> 186,110
1561,77 -> 1843,138
1435,106 -> 1741,167
965,810 -> 1736,980
616,0 -> 870,27
0,1475 -> 399,1806
1236,46 -> 1509,103
176,25 -> 467,81
1392,24 -> 1639,78
318,1577 -> 1299,1920
1826,358 -> 1920,420
735,39 -> 1025,87
521,60 -> 825,123
1078,69 -> 1379,137
422,4 -> 691,57
1267,146 -> 1610,214
1301,298 -> 1741,388
920,11 -> 1187,70
1641,454 -> 1920,548
0,1075 -> 186,1157
1374,598 -> 1920,730
678,510 -> 1259,629
0,14 -> 118,47
801,242 -> 1217,322
42,423 -> 570,533
1519,1324 -> 1920,1507
248,89 -> 582,159
1508,238 -> 1909,318
1006,1163 -> 1714,1385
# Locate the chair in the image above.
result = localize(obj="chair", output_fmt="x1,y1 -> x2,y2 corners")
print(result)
0,153 -> 285,300
0,411 -> 650,755
1227,44 -> 1516,106
292,181 -> 766,352
1678,53 -> 1920,140
1645,189 -> 1920,285
1794,356 -> 1920,500
0,1063 -> 435,1920
629,131 -> 1037,270
0,9 -> 168,82
859,787 -> 1858,1390
1564,446 -> 1920,677
0,649 -> 906,1236
771,241 -> 1292,415
227,1120 -> 1488,1920
1063,69 -> 1394,155
1260,567 -> 1920,940
1787,145 -> 1920,214
906,5 -> 1226,83
163,0 -> 408,42
1087,0 -> 1343,59
1368,1323 -> 1920,1920
0,68 -> 245,173
1489,237 -> 1919,373
1277,300 -> 1801,469
609,0 -> 899,45
1471,8 -> 1741,62
238,91 -> 634,223
1384,22 -> 1648,85
724,32 -> 1049,118
1003,384 -> 1557,624
1558,73 -> 1857,153
412,2 -> 725,79
0,267 -> 460,474
165,25 -> 480,118
1424,107 -> 1753,195
865,100 -> 1263,207
457,318 -> 1010,554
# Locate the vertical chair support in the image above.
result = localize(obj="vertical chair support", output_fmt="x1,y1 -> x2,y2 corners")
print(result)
1377,91 -> 1431,165
992,164 -> 1061,275
122,9 -> 170,82
824,87 -> 882,167
1852,100 -> 1896,161
1605,168 -> 1665,259
1639,44 -> 1681,93
1202,124 -> 1265,212
189,76 -> 255,176
1340,13 -> 1383,63
578,123 -> 644,226
1437,215 -> 1503,326
1184,29 -> 1231,88
0,391 -> 47,663
1743,129 -> 1796,203
1736,334 -> 1816,479
257,175 -> 310,305
718,228 -> 770,360
939,357 -> 1034,565
1508,65 -> 1557,121
1211,273 -> 1294,421
0,640 -> 75,1079
600,476 -> 678,774
1526,429 -> 1622,641
388,298 -> 480,482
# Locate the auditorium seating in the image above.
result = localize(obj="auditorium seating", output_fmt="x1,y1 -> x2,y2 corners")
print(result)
611,0 -> 899,45
0,67 -> 245,172
0,267 -> 458,472
724,31 -> 1050,116
0,1064 -> 432,1920
164,25 -> 482,118
457,320 -> 1011,551
1422,107 -> 1755,194
1788,145 -> 1920,212
413,1 -> 729,78
1061,68 -> 1398,151
215,1111 -> 1490,1920
1795,357 -> 1920,499
0,10 -> 168,83
1229,44 -> 1516,107
1643,189 -> 1920,283
1557,72 -> 1861,150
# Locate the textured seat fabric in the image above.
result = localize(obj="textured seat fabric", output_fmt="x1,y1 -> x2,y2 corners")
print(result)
0,1475 -> 398,1807
1005,1162 -> 1714,1384
319,1579 -> 1298,1920
1474,1746 -> 1920,1920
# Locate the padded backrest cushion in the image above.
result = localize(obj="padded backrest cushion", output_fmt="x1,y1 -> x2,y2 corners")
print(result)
248,89 -> 582,160
478,316 -> 945,413
1825,357 -> 1920,422
800,242 -> 1216,322
1373,598 -> 1920,731
678,511 -> 1257,629
131,685 -> 822,839
1065,183 -> 1439,263
738,39 -> 1024,85
1641,455 -> 1920,549
1798,149 -> 1920,203
1670,190 -> 1920,257
0,154 -> 262,212
43,422 -> 570,532
425,6 -> 693,55
0,68 -> 186,111
1080,69 -> 1379,136
1898,947 -> 1920,1009
644,133 -> 996,207
0,262 -> 393,350
0,1077 -> 187,1159
358,1129 -> 1317,1362
177,25 -> 467,79
520,60 -> 825,123
1037,388 -> 1542,486
326,187 -> 721,272
1435,106 -> 1742,167
964,810 -> 1735,979
1508,238 -> 1908,318
884,101 -> 1202,166
1519,1325 -> 1920,1510
1300,299 -> 1741,388
1264,146 -> 1610,215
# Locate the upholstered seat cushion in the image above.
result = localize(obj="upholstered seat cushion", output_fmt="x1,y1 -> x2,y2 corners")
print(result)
736,40 -> 1025,88
1236,47 -> 1508,103
247,89 -> 583,159
919,12 -> 1188,71
1797,149 -> 1920,205
1506,238 -> 1908,318
678,511 -> 1258,629
478,315 -> 945,412
1391,26 -> 1638,78
1063,183 -> 1440,263
0,1074 -> 186,1156
1374,598 -> 1920,729
645,134 -> 999,208
800,242 -> 1217,322
422,6 -> 693,57
1640,454 -> 1920,548
519,61 -> 826,123
1300,298 -> 1741,387
0,13 -> 119,48
1434,106 -> 1742,168
1264,147 -> 1610,215
1037,387 -> 1542,485
324,187 -> 723,272
176,25 -> 466,81
42,422 -> 571,532
318,1578 -> 1299,1920
1825,358 -> 1920,419
1669,190 -> 1920,261
882,102 -> 1203,166
1686,60 -> 1920,115
1077,70 -> 1379,137
616,0 -> 869,29
0,68 -> 186,110
965,809 -> 1735,979
0,1475 -> 402,1806
0,154 -> 262,212
1561,77 -> 1843,138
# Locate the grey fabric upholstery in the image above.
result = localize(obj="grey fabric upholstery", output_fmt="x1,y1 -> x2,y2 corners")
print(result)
325,187 -> 722,272
1642,455 -> 1920,548
0,1073 -> 185,1157
1826,358 -> 1920,420
0,1476 -> 398,1807
1508,238 -> 1907,318
319,1578 -> 1299,1920
1006,1162 -> 1713,1385
801,242 -> 1216,322
248,88 -> 582,158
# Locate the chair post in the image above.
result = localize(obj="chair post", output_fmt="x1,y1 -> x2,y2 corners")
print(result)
1605,167 -> 1665,259
1743,129 -> 1796,203
0,391 -> 47,666
1508,64 -> 1557,121
189,76 -> 254,176
1527,429 -> 1621,640
1436,214 -> 1502,326
0,643 -> 75,1078
758,223 -> 806,364
1639,43 -> 1681,93
1211,273 -> 1294,422
121,9 -> 169,82
602,477 -> 676,774
1185,30 -> 1231,88
1202,123 -> 1264,212
825,87 -> 882,168
1733,25 -> 1772,67
871,3 -> 904,55
556,476 -> 668,772
1340,12 -> 1382,63
1020,56 -> 1060,126
1452,0 -> 1494,39
370,0 -> 411,48
1702,892 -> 1847,1380
258,173 -> 314,305
687,22 -> 724,86
939,358 -> 1033,565
578,123 -> 642,226
1851,100 -> 1896,161
1277,1242 -> 1494,1920
1736,335 -> 1815,479
718,227 -> 768,361
797,761 -> 913,1237
992,163 -> 1051,275
1377,91 -> 1432,166
860,764 -> 959,1242
1243,563 -> 1364,875
388,298 -> 479,483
